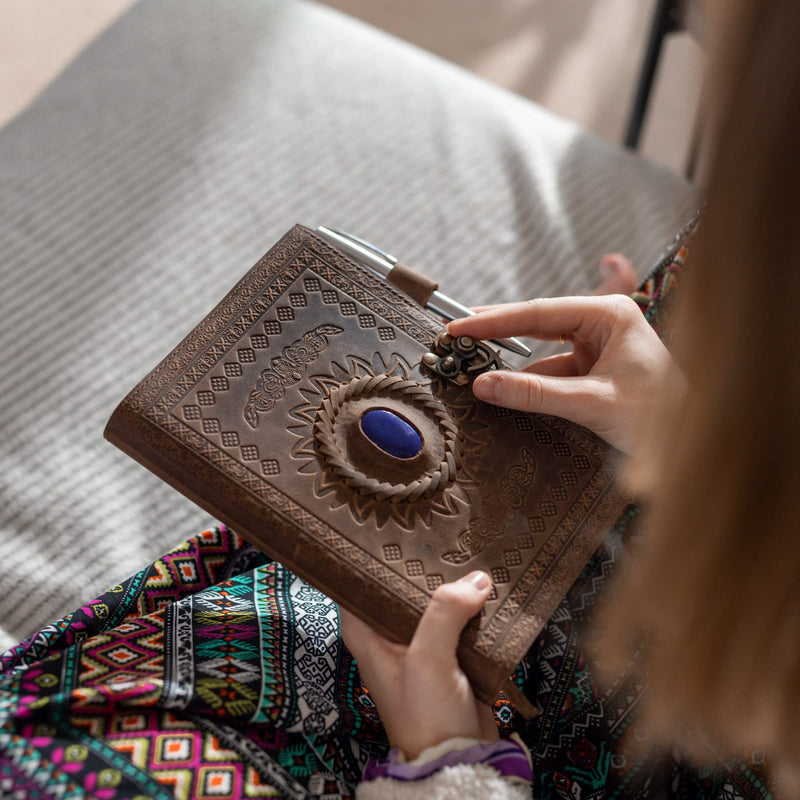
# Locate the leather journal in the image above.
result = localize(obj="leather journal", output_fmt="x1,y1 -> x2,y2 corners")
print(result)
105,224 -> 628,709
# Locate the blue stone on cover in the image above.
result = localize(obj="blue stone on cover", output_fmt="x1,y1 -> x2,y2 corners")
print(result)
360,409 -> 422,459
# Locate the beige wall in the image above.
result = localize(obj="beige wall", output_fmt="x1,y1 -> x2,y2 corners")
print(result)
0,0 -> 703,172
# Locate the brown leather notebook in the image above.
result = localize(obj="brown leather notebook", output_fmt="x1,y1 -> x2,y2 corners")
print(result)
105,224 -> 627,709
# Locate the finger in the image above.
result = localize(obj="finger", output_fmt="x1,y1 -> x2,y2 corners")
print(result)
447,296 -> 621,342
340,608 -> 402,663
409,571 -> 492,665
594,253 -> 637,296
477,702 -> 500,741
472,370 -> 612,422
339,607 -> 375,660
522,353 -> 578,378
339,608 -> 407,702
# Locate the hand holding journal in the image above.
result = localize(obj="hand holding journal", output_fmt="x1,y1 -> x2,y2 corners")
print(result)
104,225 -> 628,710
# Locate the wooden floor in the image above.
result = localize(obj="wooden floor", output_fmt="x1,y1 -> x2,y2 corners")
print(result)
0,0 -> 703,173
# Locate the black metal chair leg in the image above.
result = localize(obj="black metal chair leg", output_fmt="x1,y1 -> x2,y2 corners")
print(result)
624,0 -> 683,150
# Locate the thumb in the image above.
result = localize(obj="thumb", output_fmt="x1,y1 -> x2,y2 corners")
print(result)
409,571 -> 492,665
472,370 -> 611,425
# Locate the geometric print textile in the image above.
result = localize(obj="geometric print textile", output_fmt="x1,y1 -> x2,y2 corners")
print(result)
0,522 -> 780,800
0,527 -> 378,799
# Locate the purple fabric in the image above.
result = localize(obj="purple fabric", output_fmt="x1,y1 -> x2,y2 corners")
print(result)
362,738 -> 533,783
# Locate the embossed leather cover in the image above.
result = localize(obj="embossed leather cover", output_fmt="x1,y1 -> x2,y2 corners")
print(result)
105,225 -> 627,705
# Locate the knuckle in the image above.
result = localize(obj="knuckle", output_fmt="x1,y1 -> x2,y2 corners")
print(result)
519,374 -> 544,412
605,294 -> 640,323
430,582 -> 471,615
521,297 -> 548,320
431,582 -> 461,606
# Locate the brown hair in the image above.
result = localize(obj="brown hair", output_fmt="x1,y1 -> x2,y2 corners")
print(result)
599,0 -> 800,768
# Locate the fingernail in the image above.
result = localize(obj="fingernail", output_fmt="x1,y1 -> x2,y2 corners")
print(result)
473,374 -> 498,403
466,571 -> 491,590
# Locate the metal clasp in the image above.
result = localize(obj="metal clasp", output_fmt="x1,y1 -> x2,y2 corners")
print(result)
422,330 -> 501,386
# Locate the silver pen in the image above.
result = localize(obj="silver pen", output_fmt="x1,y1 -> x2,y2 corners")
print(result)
315,226 -> 531,358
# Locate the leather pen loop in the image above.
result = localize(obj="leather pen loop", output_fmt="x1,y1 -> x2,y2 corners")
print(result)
386,262 -> 439,308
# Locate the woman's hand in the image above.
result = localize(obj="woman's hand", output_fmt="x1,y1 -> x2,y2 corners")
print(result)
448,295 -> 674,453
340,571 -> 497,760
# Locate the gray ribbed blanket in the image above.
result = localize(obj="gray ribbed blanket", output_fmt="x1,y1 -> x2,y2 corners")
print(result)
0,0 -> 695,648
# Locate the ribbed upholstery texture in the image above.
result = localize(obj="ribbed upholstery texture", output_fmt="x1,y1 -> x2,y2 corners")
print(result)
0,0 -> 695,648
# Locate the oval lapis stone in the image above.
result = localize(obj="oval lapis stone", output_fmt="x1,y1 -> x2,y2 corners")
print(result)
360,409 -> 422,459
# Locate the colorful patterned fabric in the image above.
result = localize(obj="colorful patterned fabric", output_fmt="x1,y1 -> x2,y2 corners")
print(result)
0,522 -> 778,800
632,245 -> 685,343
0,241 -> 780,799
1,529 -> 386,799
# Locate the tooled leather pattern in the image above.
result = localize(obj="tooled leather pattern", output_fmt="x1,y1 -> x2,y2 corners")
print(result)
442,448 -> 536,564
288,352 -> 474,531
243,323 -> 344,427
123,226 -> 627,693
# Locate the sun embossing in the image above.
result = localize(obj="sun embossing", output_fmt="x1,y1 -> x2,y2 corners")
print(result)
287,353 -> 490,530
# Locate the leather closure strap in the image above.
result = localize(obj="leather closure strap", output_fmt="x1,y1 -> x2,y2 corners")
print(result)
386,262 -> 439,308
502,680 -> 539,719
